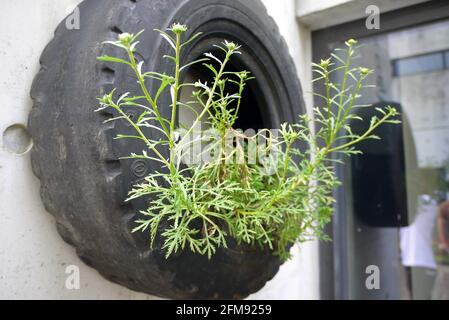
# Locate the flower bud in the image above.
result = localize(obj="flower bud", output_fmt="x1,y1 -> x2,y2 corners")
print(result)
118,33 -> 133,45
320,58 -> 331,69
238,71 -> 249,80
224,40 -> 238,51
359,67 -> 371,76
170,23 -> 187,34
345,39 -> 358,47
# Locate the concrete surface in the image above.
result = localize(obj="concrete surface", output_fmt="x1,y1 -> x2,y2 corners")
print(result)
296,0 -> 429,30
0,0 -> 157,299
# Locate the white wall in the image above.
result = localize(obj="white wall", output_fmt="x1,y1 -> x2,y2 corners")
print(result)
0,0 -> 165,300
250,0 -> 319,300
0,0 -> 322,300
0,0 -> 157,299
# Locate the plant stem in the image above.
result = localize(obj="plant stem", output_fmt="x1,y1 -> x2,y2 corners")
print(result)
170,33 -> 182,149
112,103 -> 170,168
178,52 -> 232,147
328,112 -> 393,153
127,50 -> 170,137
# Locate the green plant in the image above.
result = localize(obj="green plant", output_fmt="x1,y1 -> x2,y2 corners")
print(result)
96,25 -> 399,260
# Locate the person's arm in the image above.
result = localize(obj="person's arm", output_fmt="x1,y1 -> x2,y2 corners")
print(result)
438,202 -> 449,252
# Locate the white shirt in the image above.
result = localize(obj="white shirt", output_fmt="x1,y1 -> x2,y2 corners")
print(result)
400,195 -> 437,269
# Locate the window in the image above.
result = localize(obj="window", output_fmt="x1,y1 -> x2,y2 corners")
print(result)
392,52 -> 446,77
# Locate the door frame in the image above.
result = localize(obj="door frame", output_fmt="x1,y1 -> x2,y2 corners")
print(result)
312,0 -> 449,300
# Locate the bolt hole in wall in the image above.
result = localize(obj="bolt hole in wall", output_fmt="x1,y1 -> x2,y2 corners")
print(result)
2,124 -> 33,155
328,18 -> 449,300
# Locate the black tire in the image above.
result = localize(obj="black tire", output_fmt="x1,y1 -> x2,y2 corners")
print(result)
29,0 -> 305,299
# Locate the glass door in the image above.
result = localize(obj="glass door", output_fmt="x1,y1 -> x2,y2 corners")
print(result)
316,14 -> 449,300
